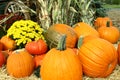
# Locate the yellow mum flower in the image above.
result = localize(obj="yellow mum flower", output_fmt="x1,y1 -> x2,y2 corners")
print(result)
7,20 -> 45,48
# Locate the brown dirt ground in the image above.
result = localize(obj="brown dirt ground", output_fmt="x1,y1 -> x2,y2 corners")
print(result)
106,9 -> 120,28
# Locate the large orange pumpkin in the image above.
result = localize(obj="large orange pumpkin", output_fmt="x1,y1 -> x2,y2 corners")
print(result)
98,21 -> 120,43
0,35 -> 16,50
44,24 -> 78,49
7,49 -> 35,78
40,35 -> 82,80
78,38 -> 117,77
94,17 -> 113,29
73,22 -> 99,38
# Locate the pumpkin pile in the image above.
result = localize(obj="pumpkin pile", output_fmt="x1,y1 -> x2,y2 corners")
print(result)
0,19 -> 120,80
94,17 -> 120,44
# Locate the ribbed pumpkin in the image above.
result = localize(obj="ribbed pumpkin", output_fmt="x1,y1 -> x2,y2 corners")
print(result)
83,35 -> 99,43
78,38 -> 117,77
94,17 -> 113,29
40,35 -> 82,80
44,24 -> 78,49
98,21 -> 120,43
73,22 -> 99,38
6,49 -> 35,78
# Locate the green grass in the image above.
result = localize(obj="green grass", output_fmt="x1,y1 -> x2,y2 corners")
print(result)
103,4 -> 120,9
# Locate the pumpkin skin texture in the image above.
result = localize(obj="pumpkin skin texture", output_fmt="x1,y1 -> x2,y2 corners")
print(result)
117,43 -> 120,65
94,17 -> 112,29
0,51 -> 6,67
44,24 -> 78,49
78,38 -> 117,78
0,42 -> 3,50
97,24 -> 120,43
40,35 -> 82,80
0,35 -> 16,50
34,54 -> 46,68
6,49 -> 35,78
83,35 -> 99,43
25,39 -> 48,55
73,22 -> 99,38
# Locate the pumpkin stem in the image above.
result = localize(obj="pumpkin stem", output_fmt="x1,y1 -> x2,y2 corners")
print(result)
57,34 -> 66,51
106,21 -> 110,27
77,36 -> 84,49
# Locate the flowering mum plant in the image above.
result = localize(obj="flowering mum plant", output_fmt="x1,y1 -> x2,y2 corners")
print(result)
7,20 -> 45,48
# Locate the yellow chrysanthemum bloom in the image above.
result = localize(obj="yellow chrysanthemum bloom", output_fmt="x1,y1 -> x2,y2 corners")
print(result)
7,20 -> 45,47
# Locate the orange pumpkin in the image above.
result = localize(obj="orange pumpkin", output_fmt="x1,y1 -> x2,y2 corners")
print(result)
73,22 -> 99,38
98,21 -> 120,43
117,43 -> 120,65
94,17 -> 113,29
78,38 -> 118,77
40,35 -> 82,80
83,35 -> 99,43
25,39 -> 48,55
0,51 -> 6,67
7,49 -> 35,78
44,24 -> 78,49
0,35 -> 16,50
0,42 -> 3,50
34,54 -> 46,68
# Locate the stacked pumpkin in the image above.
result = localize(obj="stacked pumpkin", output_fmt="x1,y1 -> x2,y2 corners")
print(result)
94,17 -> 120,44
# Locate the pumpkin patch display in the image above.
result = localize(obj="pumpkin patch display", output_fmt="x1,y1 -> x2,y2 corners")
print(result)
0,51 -> 6,67
44,24 -> 78,49
73,22 -> 99,38
25,39 -> 48,55
0,35 -> 16,50
78,38 -> 118,78
40,35 -> 82,80
94,17 -> 113,29
97,21 -> 120,43
6,49 -> 35,78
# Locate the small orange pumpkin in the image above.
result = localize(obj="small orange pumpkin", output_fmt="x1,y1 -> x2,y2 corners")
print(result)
98,21 -> 120,43
0,35 -> 16,50
7,49 -> 35,78
25,39 -> 48,55
73,22 -> 99,38
78,38 -> 118,77
94,17 -> 113,29
40,35 -> 82,80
